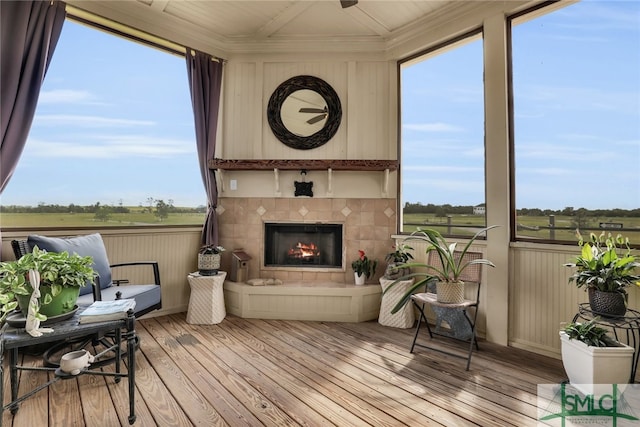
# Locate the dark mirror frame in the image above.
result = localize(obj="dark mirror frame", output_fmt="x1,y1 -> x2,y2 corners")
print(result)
267,75 -> 342,150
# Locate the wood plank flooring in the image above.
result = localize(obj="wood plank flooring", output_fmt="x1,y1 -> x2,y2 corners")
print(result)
3,314 -> 568,426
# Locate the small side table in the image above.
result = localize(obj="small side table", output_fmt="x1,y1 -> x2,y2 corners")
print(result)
1,308 -> 137,425
187,271 -> 227,324
379,278 -> 415,329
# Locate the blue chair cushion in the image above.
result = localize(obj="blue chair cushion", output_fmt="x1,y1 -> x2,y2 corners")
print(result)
77,284 -> 161,313
27,233 -> 112,296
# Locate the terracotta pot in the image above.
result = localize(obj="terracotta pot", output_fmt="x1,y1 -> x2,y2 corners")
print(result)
588,288 -> 627,317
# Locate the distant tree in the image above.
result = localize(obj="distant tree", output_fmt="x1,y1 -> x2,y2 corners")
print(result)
94,205 -> 111,222
571,208 -> 590,231
146,197 -> 155,213
154,199 -> 169,221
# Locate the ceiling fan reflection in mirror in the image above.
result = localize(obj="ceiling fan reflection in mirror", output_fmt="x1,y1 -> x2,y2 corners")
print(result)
341,0 -> 358,8
299,107 -> 328,124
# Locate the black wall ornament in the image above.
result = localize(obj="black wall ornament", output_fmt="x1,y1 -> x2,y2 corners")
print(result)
267,75 -> 342,150
294,170 -> 313,197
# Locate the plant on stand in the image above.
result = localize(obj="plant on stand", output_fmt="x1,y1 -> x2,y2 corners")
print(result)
383,225 -> 498,313
198,245 -> 225,276
383,243 -> 413,280
564,231 -> 640,317
559,317 -> 634,397
351,250 -> 377,285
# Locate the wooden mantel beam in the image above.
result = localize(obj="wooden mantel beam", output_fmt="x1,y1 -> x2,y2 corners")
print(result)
208,159 -> 399,171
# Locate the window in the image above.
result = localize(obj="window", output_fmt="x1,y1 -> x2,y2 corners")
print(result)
0,19 -> 205,228
399,32 -> 486,236
510,1 -> 640,244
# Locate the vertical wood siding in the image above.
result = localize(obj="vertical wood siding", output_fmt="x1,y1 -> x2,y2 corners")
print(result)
223,59 -> 393,161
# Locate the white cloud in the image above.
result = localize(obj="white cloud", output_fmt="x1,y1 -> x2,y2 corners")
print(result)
403,165 -> 482,173
34,114 -> 155,127
38,89 -> 95,104
25,136 -> 194,159
403,123 -> 464,132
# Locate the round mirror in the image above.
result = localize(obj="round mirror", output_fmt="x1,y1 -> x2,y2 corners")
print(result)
267,75 -> 342,150
280,89 -> 327,137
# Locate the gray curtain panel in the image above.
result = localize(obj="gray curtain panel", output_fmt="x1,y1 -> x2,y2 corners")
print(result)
0,0 -> 66,193
185,50 -> 224,246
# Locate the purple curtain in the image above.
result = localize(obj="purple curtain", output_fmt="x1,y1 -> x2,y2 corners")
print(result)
0,0 -> 66,193
186,51 -> 224,245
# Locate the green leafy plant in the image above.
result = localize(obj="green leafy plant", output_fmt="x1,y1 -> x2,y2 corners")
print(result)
385,244 -> 414,264
383,225 -> 498,313
0,247 -> 95,322
351,250 -> 377,279
562,317 -> 616,347
199,245 -> 225,255
564,231 -> 640,298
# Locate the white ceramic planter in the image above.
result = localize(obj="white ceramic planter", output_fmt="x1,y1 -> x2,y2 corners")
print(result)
354,272 -> 365,285
559,331 -> 634,396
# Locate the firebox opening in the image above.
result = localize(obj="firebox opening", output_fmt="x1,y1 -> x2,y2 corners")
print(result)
264,222 -> 343,268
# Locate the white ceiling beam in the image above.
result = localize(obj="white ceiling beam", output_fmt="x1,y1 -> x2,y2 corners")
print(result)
256,2 -> 315,38
343,6 -> 391,38
149,0 -> 169,13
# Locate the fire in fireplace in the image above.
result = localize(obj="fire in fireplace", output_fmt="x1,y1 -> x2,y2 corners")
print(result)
264,222 -> 343,268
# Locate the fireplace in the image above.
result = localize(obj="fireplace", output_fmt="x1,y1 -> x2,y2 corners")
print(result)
264,222 -> 343,269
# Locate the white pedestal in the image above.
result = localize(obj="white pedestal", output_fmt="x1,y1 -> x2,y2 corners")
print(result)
379,278 -> 415,329
187,271 -> 227,324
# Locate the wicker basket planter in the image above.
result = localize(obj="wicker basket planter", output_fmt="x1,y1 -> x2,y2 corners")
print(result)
436,281 -> 464,304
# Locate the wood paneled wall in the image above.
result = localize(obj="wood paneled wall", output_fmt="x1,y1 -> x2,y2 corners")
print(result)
222,59 -> 395,161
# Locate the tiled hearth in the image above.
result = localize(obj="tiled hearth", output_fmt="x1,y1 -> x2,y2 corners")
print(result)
216,197 -> 397,284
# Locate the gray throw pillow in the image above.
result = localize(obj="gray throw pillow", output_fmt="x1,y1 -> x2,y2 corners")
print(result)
27,233 -> 112,296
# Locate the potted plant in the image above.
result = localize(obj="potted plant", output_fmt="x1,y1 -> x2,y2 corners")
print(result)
0,247 -> 95,322
564,231 -> 640,317
384,225 -> 498,313
351,250 -> 377,285
383,244 -> 414,280
198,245 -> 225,276
559,317 -> 634,396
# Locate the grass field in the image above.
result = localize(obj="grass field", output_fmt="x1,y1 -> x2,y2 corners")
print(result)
0,211 -> 205,227
1,210 -> 638,245
402,213 -> 640,243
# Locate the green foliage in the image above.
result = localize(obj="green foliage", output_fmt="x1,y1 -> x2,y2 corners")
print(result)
384,244 -> 414,264
562,318 -> 615,347
199,245 -> 225,254
565,231 -> 640,298
351,250 -> 377,279
383,225 -> 498,314
0,247 -> 96,322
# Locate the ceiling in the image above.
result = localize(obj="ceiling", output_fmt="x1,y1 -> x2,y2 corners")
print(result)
66,0 -> 536,57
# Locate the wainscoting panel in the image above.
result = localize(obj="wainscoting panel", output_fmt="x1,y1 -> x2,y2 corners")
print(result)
1,228 -> 202,318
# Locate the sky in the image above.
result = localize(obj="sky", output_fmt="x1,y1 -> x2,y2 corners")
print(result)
1,0 -> 639,210
401,0 -> 640,210
1,19 -> 203,208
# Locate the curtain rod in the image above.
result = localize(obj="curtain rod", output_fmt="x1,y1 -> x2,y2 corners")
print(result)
65,5 -> 225,62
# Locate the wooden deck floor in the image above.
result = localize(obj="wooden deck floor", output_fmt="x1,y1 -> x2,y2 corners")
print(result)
3,313 -> 567,426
